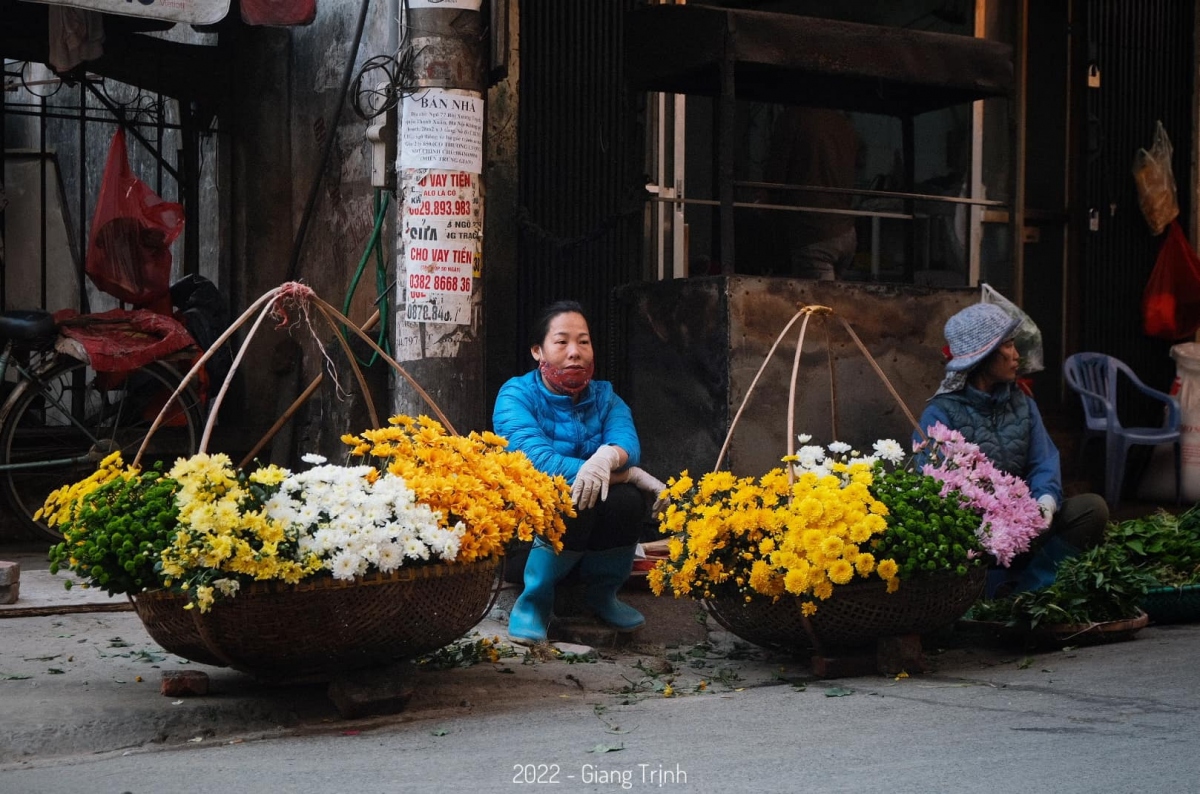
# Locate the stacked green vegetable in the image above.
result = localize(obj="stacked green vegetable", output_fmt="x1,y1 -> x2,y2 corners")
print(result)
1106,506 -> 1200,587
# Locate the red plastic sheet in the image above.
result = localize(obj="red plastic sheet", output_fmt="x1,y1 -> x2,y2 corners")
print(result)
85,129 -> 185,315
1143,221 -> 1200,340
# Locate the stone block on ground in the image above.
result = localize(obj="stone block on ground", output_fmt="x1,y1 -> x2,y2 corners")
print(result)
327,665 -> 414,719
549,617 -> 639,649
0,561 -> 20,604
876,634 -> 927,675
161,670 -> 210,697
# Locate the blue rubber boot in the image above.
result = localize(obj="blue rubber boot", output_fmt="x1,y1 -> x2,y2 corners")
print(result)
1012,535 -> 1079,594
507,544 -> 582,645
580,546 -> 645,631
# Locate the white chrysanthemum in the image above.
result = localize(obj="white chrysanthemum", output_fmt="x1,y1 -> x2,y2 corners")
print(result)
213,578 -> 240,597
357,542 -> 381,565
377,543 -> 403,572
403,537 -> 430,560
329,550 -> 362,579
301,453 -> 328,465
797,433 -> 812,444
262,463 -> 455,575
795,445 -> 826,472
296,503 -> 320,526
872,438 -> 905,465
827,441 -> 852,455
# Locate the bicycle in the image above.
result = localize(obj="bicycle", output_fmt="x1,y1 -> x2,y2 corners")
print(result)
0,308 -> 206,541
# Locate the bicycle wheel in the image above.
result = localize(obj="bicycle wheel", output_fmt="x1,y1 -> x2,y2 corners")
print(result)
0,357 -> 205,541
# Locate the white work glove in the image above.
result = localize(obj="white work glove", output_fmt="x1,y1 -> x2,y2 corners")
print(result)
571,445 -> 623,510
616,466 -> 671,517
1037,495 -> 1058,528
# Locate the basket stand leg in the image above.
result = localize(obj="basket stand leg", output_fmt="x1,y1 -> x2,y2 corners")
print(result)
808,634 -> 927,678
875,634 -> 927,675
327,664 -> 415,719
809,651 -> 877,679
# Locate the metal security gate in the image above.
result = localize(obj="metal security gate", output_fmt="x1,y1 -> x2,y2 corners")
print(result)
516,0 -> 646,381
1,64 -> 216,316
1080,0 -> 1194,395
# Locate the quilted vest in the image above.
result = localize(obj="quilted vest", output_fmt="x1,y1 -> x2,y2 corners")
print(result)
930,386 -> 1032,478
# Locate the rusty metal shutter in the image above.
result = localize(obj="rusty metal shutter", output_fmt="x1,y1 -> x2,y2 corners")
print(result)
516,0 -> 645,381
1081,0 -> 1194,397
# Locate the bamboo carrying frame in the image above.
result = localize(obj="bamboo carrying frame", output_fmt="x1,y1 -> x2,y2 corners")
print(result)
702,304 -> 981,654
129,283 -> 500,680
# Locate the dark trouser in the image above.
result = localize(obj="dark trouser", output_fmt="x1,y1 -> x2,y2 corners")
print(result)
561,482 -> 645,552
1033,492 -> 1109,555
1007,492 -> 1109,568
1052,492 -> 1110,550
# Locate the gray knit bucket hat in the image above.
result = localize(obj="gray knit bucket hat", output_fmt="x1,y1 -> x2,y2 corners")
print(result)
943,303 -> 1020,373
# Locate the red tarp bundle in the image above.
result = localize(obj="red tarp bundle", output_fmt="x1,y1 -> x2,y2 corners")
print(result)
54,308 -> 197,373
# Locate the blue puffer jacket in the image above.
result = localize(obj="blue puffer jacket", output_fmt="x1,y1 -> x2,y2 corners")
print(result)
914,381 -> 1063,506
492,370 -> 641,484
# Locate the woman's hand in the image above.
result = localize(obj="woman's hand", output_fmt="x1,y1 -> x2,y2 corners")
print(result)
613,466 -> 670,517
572,446 -> 623,509
1037,495 -> 1057,528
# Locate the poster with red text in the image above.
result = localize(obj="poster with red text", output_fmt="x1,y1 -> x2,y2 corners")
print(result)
403,171 -> 480,325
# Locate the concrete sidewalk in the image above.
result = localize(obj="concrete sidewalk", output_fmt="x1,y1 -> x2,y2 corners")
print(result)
3,540 -> 1197,771
0,545 -> 134,618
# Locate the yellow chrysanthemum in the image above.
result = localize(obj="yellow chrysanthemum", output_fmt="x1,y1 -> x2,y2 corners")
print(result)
826,558 -> 854,585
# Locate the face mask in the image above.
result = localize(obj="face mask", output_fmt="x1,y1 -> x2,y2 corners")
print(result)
539,359 -> 594,396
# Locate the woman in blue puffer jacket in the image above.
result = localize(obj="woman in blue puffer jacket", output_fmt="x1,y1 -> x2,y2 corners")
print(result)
493,300 -> 666,644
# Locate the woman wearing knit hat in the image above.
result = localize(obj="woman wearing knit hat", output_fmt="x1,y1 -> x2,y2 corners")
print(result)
915,302 -> 1109,595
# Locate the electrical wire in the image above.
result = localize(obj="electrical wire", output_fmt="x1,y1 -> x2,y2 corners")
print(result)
351,50 -> 418,121
342,189 -> 392,367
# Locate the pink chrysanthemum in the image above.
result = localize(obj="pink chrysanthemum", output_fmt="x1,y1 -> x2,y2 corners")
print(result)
916,423 -> 1045,567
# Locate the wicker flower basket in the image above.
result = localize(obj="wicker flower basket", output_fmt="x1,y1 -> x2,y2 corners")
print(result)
124,285 -> 511,683
131,557 -> 500,682
1140,584 -> 1200,624
705,567 -> 986,653
1030,609 -> 1149,647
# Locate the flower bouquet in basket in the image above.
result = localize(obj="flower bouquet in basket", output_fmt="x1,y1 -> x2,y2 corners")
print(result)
648,434 -> 1002,650
44,415 -> 574,613
914,422 -> 1047,570
41,283 -> 579,678
42,415 -> 575,678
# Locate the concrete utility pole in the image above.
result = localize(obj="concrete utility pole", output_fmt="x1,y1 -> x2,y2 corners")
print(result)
392,1 -> 488,430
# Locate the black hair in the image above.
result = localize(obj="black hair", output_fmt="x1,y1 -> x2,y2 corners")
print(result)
529,300 -> 590,348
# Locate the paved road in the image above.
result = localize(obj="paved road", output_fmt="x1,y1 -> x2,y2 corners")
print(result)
4,622 -> 1199,793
